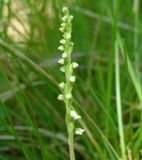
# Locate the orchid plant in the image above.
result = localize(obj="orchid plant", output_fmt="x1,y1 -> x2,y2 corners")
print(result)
57,6 -> 85,160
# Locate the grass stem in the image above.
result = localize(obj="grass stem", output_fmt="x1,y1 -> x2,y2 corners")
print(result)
115,38 -> 127,160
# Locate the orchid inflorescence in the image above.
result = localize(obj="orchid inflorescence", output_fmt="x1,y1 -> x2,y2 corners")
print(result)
57,6 -> 85,141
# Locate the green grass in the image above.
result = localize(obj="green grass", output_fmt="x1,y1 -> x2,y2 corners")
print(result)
0,0 -> 142,159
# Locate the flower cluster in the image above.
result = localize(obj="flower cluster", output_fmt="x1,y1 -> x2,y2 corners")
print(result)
57,7 -> 85,136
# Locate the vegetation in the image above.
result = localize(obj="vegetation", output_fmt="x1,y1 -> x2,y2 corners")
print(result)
0,0 -> 142,159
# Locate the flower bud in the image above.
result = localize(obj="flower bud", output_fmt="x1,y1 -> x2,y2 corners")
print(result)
61,23 -> 66,27
60,67 -> 65,72
58,45 -> 64,51
60,39 -> 66,44
69,76 -> 76,82
58,58 -> 64,64
59,82 -> 65,89
59,27 -> 64,32
62,52 -> 67,58
62,7 -> 68,13
72,62 -> 79,68
75,128 -> 85,135
70,110 -> 81,120
57,94 -> 64,100
62,15 -> 67,21
64,33 -> 71,39
66,93 -> 72,99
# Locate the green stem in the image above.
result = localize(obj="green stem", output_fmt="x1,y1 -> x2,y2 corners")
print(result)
68,122 -> 75,160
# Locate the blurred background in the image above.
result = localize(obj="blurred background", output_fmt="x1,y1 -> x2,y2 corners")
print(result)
0,0 -> 142,159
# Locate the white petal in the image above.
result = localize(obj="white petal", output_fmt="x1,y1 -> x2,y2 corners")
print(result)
59,27 -> 64,32
60,67 -> 65,72
72,62 -> 79,68
57,94 -> 64,100
62,52 -> 67,58
61,23 -> 66,27
65,33 -> 71,39
59,82 -> 65,89
62,15 -> 67,21
58,46 -> 64,51
60,39 -> 66,44
75,128 -> 85,135
66,93 -> 72,99
58,58 -> 64,64
69,76 -> 76,82
70,110 -> 81,120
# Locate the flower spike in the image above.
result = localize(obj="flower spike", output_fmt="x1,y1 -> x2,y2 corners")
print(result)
57,6 -> 84,160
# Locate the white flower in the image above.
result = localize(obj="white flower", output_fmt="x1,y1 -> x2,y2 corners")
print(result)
62,52 -> 67,58
69,76 -> 76,82
75,128 -> 85,135
66,93 -> 72,99
60,39 -> 66,44
59,82 -> 65,89
58,45 -> 64,51
57,94 -> 64,100
70,110 -> 81,120
70,15 -> 73,20
65,33 -> 71,39
62,7 -> 68,13
59,27 -> 64,32
72,62 -> 79,68
60,67 -> 65,72
58,58 -> 64,64
61,23 -> 66,27
62,15 -> 67,21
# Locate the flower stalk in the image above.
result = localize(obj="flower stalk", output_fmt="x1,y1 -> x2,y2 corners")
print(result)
57,7 -> 85,160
